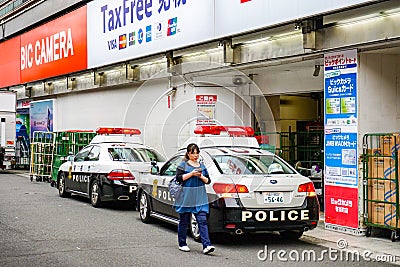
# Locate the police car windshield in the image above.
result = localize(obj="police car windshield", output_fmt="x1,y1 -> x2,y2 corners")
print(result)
214,154 -> 295,175
108,147 -> 165,162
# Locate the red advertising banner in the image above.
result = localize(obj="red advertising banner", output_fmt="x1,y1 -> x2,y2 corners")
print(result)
20,6 -> 87,83
0,37 -> 21,87
325,185 -> 359,228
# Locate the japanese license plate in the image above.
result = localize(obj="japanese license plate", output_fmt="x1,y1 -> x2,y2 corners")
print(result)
263,192 -> 284,204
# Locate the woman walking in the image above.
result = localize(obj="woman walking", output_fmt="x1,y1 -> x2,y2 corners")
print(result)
174,143 -> 215,254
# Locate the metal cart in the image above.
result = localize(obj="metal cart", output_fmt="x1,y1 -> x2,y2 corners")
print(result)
50,130 -> 95,185
363,133 -> 400,242
15,135 -> 30,169
29,131 -> 54,182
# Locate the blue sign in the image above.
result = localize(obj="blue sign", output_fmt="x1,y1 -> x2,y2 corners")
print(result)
324,50 -> 358,187
146,25 -> 152,42
325,73 -> 357,124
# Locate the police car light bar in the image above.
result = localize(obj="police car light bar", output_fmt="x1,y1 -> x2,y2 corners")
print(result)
194,126 -> 254,137
96,127 -> 141,135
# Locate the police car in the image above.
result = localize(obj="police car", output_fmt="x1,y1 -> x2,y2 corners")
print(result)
137,126 -> 319,240
57,127 -> 165,207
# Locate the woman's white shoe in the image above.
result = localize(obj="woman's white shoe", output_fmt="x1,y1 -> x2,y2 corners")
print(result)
202,246 -> 215,254
179,246 -> 190,252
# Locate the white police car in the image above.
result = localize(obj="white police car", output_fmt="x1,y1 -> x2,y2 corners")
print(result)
137,126 -> 319,240
57,127 -> 165,207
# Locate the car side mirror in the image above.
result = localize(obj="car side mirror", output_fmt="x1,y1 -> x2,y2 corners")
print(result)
150,161 -> 159,175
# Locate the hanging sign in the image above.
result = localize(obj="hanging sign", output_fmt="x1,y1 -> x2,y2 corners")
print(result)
324,49 -> 359,231
196,95 -> 217,125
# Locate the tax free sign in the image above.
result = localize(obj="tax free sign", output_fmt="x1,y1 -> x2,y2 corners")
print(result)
87,0 -> 214,68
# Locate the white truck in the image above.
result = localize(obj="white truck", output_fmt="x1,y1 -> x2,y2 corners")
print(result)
0,91 -> 16,170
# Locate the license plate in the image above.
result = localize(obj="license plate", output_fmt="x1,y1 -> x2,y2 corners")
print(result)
263,192 -> 284,204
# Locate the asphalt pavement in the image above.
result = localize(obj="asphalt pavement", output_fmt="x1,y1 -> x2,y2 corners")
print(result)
303,213 -> 400,265
7,169 -> 400,265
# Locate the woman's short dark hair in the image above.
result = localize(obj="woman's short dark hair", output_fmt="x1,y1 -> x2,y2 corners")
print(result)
184,143 -> 200,160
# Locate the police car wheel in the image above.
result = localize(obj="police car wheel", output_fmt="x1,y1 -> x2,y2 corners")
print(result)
190,214 -> 201,242
58,173 -> 70,198
365,227 -> 372,237
90,180 -> 102,208
139,191 -> 153,223
279,230 -> 304,240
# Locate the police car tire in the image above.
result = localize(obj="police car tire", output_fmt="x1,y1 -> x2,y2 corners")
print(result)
58,173 -> 71,198
365,227 -> 372,237
190,214 -> 201,243
279,230 -> 304,240
90,180 -> 102,208
139,191 -> 153,223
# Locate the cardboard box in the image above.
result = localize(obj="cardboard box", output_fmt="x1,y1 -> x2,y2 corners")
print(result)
365,149 -> 382,182
380,134 -> 400,156
369,157 -> 396,178
368,179 -> 397,202
365,148 -> 382,156
369,202 -> 399,227
369,202 -> 385,225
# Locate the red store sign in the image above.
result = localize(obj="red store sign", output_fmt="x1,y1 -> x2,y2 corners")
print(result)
20,6 -> 88,83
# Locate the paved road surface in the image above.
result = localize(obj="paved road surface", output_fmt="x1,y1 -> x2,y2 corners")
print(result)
0,171 -> 396,266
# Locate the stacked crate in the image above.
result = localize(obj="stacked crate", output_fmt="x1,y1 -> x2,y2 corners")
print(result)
364,133 -> 399,238
51,131 -> 95,182
29,131 -> 54,182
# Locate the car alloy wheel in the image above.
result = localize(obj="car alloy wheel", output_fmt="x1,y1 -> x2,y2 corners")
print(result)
190,213 -> 201,242
139,191 -> 153,223
90,180 -> 102,208
58,173 -> 70,198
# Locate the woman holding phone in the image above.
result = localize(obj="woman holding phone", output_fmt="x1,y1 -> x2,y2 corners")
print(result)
174,143 -> 215,254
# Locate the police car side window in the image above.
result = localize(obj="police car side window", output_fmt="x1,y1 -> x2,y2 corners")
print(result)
75,146 -> 92,162
88,146 -> 100,161
144,149 -> 166,162
161,156 -> 183,176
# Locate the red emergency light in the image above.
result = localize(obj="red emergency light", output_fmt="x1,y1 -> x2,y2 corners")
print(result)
96,127 -> 141,135
194,125 -> 254,137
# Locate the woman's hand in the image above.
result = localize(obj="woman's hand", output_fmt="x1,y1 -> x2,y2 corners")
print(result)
199,175 -> 209,183
191,169 -> 202,177
183,169 -> 200,181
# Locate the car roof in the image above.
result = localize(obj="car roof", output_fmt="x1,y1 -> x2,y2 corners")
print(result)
201,147 -> 275,156
90,134 -> 143,145
181,136 -> 260,150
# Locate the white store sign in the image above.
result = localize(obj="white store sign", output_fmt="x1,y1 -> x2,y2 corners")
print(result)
87,0 -> 214,68
87,0 -> 375,68
215,0 -> 377,37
